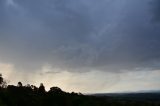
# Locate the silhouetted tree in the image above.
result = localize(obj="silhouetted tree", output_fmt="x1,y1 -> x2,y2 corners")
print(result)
0,74 -> 7,88
49,87 -> 63,93
31,85 -> 38,92
17,82 -> 23,87
0,74 -> 3,85
38,83 -> 45,94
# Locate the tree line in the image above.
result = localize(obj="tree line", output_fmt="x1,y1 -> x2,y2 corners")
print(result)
0,74 -> 160,106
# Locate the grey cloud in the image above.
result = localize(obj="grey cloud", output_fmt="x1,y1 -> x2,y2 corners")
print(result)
0,0 -> 160,72
151,0 -> 160,22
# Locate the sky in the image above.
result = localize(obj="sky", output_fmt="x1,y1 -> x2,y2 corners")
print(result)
0,0 -> 160,93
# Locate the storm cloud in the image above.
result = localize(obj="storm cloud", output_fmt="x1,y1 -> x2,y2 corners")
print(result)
1,0 -> 160,73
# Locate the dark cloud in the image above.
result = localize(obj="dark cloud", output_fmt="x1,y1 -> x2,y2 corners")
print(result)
1,0 -> 160,72
151,0 -> 160,22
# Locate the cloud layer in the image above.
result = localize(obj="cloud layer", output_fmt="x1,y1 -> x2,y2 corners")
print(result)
0,0 -> 160,73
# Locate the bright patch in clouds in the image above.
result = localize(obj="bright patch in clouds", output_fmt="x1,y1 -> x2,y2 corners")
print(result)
0,63 -> 14,79
6,0 -> 17,7
0,63 -> 160,93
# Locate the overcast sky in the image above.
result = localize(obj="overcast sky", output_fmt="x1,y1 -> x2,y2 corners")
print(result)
0,0 -> 160,93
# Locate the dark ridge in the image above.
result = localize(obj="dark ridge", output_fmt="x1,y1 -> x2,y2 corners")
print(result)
0,74 -> 160,106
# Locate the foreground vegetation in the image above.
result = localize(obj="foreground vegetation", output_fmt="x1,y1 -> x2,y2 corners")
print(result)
0,74 -> 160,106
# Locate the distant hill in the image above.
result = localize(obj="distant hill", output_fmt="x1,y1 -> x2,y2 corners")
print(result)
92,92 -> 160,102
